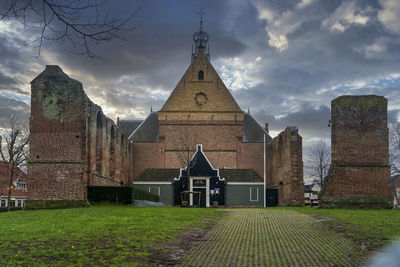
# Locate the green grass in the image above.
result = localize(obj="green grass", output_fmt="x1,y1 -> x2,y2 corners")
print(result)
0,205 -> 219,266
285,207 -> 400,250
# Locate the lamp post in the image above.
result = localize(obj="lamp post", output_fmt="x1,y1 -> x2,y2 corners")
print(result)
264,133 -> 266,208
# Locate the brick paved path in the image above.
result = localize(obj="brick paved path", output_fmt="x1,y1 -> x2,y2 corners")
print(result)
179,209 -> 363,267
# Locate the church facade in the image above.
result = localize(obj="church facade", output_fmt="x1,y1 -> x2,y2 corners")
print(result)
26,23 -> 304,208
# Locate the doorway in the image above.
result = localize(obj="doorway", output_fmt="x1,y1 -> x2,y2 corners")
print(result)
190,178 -> 209,207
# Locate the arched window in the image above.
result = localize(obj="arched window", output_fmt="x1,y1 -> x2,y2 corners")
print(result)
198,70 -> 204,80
96,112 -> 103,174
110,125 -> 116,177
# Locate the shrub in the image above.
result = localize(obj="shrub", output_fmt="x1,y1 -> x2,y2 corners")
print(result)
87,186 -> 160,204
24,199 -> 89,210
320,195 -> 392,209
87,186 -> 132,204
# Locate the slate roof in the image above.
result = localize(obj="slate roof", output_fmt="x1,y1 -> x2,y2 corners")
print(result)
243,113 -> 272,143
219,169 -> 263,183
134,168 -> 263,183
304,184 -> 313,193
118,120 -> 142,137
135,169 -> 180,182
128,112 -> 159,142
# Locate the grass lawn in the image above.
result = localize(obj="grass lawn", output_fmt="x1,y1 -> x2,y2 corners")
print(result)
286,207 -> 400,251
0,205 -> 219,266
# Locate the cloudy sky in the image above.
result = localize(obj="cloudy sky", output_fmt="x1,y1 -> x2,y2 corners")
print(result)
1,0 -> 400,178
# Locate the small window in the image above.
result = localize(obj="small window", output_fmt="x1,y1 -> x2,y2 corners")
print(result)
250,187 -> 258,202
149,187 -> 160,196
17,182 -> 26,189
198,70 -> 204,80
0,199 -> 6,207
397,188 -> 400,196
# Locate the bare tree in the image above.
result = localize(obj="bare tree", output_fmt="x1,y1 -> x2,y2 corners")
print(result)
176,129 -> 196,178
0,0 -> 139,58
308,140 -> 330,187
0,116 -> 29,211
390,122 -> 400,175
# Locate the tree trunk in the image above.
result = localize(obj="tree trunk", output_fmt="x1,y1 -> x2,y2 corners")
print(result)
7,164 -> 14,212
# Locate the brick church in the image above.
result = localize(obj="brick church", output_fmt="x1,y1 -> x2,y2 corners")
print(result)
27,20 -> 304,208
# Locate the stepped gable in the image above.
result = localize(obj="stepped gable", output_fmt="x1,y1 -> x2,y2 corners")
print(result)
182,144 -> 218,177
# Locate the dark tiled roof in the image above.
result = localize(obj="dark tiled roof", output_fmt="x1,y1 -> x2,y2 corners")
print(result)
243,113 -> 272,143
304,184 -> 313,193
134,168 -> 263,183
135,169 -> 180,182
220,169 -> 263,183
129,112 -> 159,142
118,120 -> 142,137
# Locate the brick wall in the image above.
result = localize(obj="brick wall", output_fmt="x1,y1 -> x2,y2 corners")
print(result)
266,127 -> 304,206
321,95 -> 391,205
28,65 -> 132,203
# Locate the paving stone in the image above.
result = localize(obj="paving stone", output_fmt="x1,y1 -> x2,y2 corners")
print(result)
179,209 -> 363,267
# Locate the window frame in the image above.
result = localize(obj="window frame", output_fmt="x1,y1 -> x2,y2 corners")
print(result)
149,186 -> 160,196
250,187 -> 259,202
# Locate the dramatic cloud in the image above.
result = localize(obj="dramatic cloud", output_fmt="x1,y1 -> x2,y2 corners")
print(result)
1,0 -> 400,179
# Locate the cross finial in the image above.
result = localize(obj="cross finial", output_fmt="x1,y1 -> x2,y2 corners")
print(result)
197,9 -> 206,31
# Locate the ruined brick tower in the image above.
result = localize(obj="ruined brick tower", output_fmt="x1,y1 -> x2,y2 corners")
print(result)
27,65 -> 132,208
320,95 -> 391,207
266,127 -> 304,206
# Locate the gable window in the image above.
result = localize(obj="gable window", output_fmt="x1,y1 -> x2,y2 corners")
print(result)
16,181 -> 27,189
198,70 -> 204,80
149,187 -> 160,196
250,187 -> 259,202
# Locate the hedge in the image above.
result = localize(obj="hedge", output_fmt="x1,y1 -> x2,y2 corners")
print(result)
87,186 -> 159,204
24,199 -> 89,210
132,187 -> 159,202
0,207 -> 23,212
87,186 -> 133,204
320,195 -> 392,209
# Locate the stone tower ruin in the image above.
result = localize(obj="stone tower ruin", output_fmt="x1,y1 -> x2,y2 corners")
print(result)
320,95 -> 391,208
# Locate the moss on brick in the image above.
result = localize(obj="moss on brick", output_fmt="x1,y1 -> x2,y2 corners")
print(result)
37,79 -> 83,123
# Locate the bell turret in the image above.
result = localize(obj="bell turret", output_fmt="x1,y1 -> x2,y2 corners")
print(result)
191,9 -> 210,61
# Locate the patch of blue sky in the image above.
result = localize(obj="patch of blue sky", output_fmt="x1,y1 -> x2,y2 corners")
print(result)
373,77 -> 400,88
0,90 -> 30,105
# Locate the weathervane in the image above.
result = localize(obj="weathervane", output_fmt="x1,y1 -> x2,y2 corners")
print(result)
198,9 -> 206,31
192,9 -> 210,61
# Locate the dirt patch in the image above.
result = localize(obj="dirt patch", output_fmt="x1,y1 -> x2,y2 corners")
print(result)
304,212 -> 381,258
305,213 -> 333,222
141,218 -> 218,266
